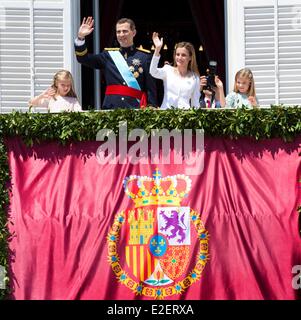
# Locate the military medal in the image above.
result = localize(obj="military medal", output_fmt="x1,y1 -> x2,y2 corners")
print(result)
132,58 -> 141,66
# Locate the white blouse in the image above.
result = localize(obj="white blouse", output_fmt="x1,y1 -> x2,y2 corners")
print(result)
39,96 -> 82,112
150,55 -> 200,109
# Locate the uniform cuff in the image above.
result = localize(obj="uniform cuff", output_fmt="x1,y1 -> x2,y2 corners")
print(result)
75,38 -> 85,46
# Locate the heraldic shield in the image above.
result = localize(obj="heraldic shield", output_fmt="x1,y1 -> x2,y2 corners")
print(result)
107,169 -> 209,299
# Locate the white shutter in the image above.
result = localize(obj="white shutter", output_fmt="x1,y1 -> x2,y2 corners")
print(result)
33,5 -> 64,101
0,2 -> 31,113
244,5 -> 276,106
226,0 -> 301,107
0,0 -> 80,113
278,3 -> 301,105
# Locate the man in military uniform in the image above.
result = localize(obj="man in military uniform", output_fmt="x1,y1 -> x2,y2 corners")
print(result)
74,17 -> 157,109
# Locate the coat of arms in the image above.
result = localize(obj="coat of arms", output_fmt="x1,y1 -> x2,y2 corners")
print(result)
107,168 -> 209,299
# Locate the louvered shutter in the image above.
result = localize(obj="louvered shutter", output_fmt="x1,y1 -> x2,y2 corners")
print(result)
226,0 -> 301,107
0,0 -> 79,113
33,3 -> 64,108
244,5 -> 276,106
0,2 -> 31,113
278,2 -> 301,105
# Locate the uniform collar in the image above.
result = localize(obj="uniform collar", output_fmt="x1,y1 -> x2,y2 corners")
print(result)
120,45 -> 135,56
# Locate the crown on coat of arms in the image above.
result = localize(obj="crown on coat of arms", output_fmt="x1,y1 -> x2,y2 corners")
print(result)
123,168 -> 192,207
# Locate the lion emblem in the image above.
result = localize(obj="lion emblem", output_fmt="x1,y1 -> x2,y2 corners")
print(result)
159,209 -> 188,244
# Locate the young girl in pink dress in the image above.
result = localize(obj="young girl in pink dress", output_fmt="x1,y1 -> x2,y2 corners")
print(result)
29,70 -> 82,112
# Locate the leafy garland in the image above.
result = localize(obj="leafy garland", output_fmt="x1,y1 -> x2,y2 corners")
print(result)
0,106 -> 301,144
0,106 -> 300,299
0,137 -> 10,299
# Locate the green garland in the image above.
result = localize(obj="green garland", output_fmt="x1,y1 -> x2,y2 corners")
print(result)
0,137 -> 10,299
0,106 -> 301,144
0,106 -> 300,299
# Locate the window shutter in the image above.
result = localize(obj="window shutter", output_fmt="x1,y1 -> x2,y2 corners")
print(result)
226,0 -> 301,107
278,3 -> 301,105
244,5 -> 276,106
33,5 -> 64,108
0,3 -> 31,113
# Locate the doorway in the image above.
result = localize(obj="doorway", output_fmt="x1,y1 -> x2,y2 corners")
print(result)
80,0 -> 225,109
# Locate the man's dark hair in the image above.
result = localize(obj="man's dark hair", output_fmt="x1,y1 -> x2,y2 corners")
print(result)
116,18 -> 136,31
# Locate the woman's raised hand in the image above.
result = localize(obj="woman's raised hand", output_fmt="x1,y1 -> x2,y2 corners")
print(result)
152,32 -> 163,51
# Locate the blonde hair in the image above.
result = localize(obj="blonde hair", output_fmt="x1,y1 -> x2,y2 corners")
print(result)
234,68 -> 256,97
173,42 -> 200,76
51,70 -> 77,98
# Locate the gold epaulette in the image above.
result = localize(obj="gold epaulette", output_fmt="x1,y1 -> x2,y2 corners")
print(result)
137,47 -> 151,53
104,48 -> 120,51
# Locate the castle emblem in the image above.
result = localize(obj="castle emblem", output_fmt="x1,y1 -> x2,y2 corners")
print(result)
107,168 -> 209,299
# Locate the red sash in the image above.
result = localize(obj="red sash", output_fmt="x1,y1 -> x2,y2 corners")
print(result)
105,85 -> 147,109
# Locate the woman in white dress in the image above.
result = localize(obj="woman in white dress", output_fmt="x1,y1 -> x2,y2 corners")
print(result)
150,32 -> 200,109
29,70 -> 82,112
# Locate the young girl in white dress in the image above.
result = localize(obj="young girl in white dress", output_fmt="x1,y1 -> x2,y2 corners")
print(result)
150,32 -> 200,109
29,70 -> 82,112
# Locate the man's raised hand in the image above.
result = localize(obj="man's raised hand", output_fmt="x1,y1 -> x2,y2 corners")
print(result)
78,16 -> 94,39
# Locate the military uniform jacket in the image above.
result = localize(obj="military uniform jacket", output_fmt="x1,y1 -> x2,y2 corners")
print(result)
75,42 -> 157,109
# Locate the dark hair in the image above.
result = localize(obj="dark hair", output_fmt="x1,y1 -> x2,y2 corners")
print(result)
116,18 -> 136,31
200,90 -> 216,108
